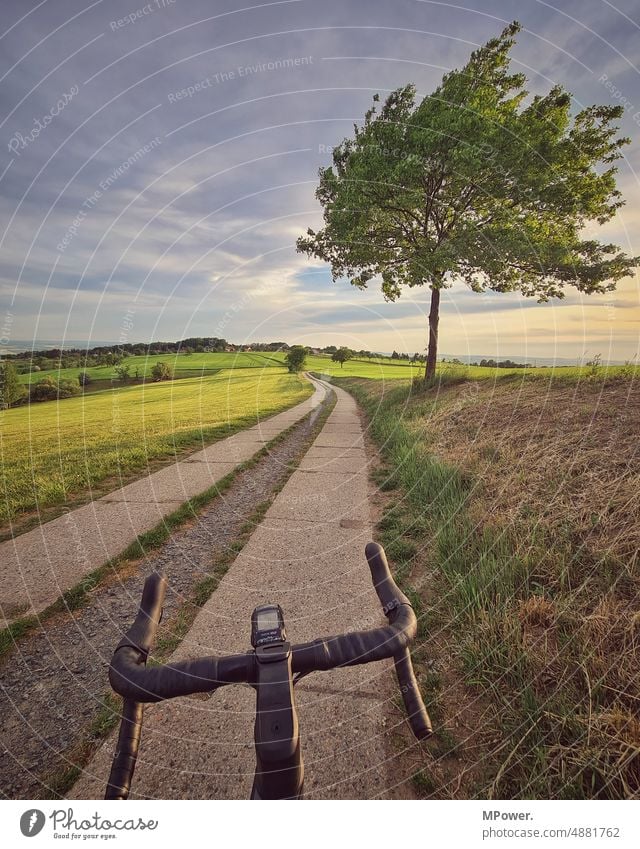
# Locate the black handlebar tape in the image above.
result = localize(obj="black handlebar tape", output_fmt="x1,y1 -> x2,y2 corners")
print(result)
116,572 -> 167,658
292,602 -> 416,671
104,700 -> 144,800
109,650 -> 252,703
366,541 -> 433,740
106,573 -> 165,800
365,541 -> 413,615
393,648 -> 433,740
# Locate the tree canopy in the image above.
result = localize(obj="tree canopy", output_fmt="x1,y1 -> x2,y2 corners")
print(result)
0,361 -> 27,408
297,21 -> 638,378
331,347 -> 353,368
285,345 -> 307,373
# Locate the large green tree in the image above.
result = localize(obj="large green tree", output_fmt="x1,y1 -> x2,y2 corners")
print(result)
297,22 -> 637,379
331,347 -> 353,368
285,345 -> 307,373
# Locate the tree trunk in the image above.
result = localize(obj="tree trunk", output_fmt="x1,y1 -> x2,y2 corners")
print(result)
425,285 -> 441,381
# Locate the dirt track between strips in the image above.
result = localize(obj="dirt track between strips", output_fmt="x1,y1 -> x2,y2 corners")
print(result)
71,381 -> 414,800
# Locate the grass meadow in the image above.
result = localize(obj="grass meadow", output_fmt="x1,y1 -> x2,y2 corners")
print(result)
17,351 -> 286,385
0,367 -> 311,527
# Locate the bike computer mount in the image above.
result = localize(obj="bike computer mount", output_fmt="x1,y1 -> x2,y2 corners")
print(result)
251,604 -> 286,651
249,603 -> 303,799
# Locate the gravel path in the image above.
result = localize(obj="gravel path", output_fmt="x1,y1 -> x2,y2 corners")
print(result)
0,393 -> 332,800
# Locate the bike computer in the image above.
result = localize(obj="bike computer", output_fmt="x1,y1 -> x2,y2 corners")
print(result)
251,604 -> 286,648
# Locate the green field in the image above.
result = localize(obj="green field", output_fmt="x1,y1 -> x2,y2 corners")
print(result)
305,355 -> 423,380
307,355 -> 639,383
18,351 -> 287,385
5,348 -> 636,530
20,350 -> 426,386
0,367 -> 311,525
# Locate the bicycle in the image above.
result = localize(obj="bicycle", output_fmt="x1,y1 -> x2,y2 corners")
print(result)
105,541 -> 432,800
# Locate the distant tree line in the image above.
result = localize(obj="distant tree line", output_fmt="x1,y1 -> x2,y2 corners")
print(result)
390,351 -> 426,362
6,337 -> 232,371
439,356 -> 531,368
475,359 -> 532,368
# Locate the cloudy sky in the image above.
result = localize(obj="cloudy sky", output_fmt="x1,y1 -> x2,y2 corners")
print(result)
1,0 -> 638,360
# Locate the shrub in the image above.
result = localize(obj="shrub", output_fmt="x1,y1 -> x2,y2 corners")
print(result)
114,364 -> 131,383
285,345 -> 307,373
57,379 -> 81,398
30,377 -> 59,402
78,371 -> 92,387
30,377 -> 80,402
151,362 -> 173,381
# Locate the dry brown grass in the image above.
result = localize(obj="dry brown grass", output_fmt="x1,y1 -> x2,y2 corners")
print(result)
518,595 -> 556,629
579,596 -> 640,705
424,379 -> 640,796
413,379 -> 640,566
